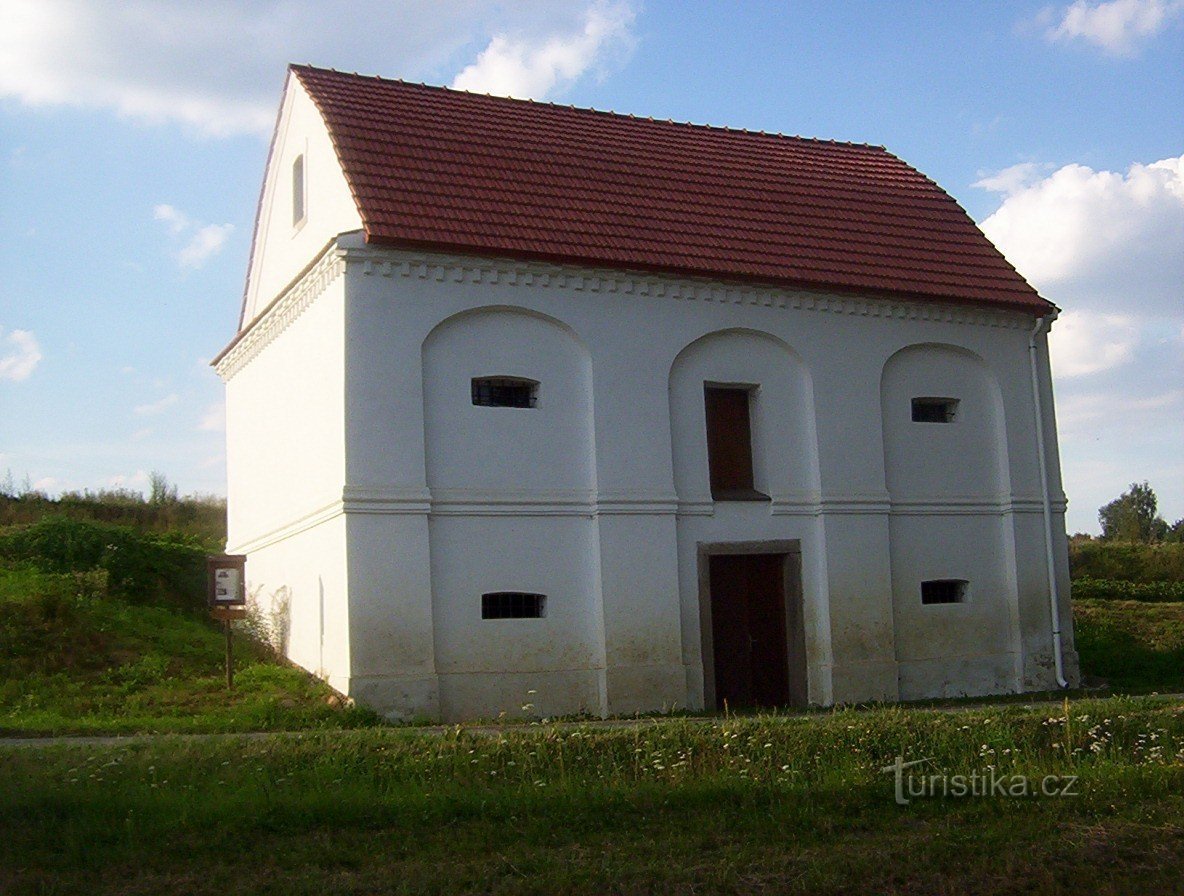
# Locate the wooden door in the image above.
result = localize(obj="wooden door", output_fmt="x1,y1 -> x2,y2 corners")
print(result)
708,553 -> 790,709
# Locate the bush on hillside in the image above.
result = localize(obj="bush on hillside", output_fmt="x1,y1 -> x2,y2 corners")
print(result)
1069,540 -> 1184,585
0,517 -> 207,613
0,478 -> 225,549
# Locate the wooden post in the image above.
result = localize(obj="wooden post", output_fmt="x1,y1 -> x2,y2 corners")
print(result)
225,618 -> 234,690
208,555 -> 247,693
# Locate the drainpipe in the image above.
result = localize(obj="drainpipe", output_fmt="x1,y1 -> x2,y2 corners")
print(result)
1029,311 -> 1069,689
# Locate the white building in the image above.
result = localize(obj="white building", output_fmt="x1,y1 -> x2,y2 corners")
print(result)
214,65 -> 1079,721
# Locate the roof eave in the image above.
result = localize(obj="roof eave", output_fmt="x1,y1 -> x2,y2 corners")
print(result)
362,231 -> 1053,317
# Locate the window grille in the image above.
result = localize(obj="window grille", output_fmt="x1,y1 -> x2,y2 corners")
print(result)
921,579 -> 968,605
911,397 -> 959,423
482,592 -> 546,619
471,377 -> 538,408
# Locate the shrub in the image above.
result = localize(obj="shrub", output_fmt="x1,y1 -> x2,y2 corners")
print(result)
0,517 -> 207,613
1069,540 -> 1184,584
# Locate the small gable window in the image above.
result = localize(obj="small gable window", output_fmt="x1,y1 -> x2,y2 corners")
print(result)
921,579 -> 968,605
472,377 -> 538,408
482,592 -> 546,619
911,397 -> 959,423
292,154 -> 306,226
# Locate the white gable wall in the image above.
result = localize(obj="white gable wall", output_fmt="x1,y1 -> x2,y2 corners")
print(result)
240,74 -> 362,329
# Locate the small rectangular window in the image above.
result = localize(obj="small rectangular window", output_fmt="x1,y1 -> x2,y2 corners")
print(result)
472,377 -> 538,408
704,385 -> 766,500
482,592 -> 546,619
921,579 -> 968,605
292,154 -> 306,226
911,397 -> 959,423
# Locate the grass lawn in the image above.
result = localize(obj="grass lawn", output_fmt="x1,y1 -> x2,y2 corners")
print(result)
0,564 -> 379,735
1072,598 -> 1184,692
2,697 -> 1183,895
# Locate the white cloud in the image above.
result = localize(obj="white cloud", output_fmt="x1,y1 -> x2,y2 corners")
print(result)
0,327 -> 41,382
198,402 -> 225,433
452,1 -> 636,99
972,162 -> 1048,195
1046,0 -> 1184,54
178,223 -> 234,268
977,155 -> 1184,315
1049,310 -> 1141,377
153,203 -> 190,234
977,156 -> 1184,533
134,393 -> 178,416
0,0 -> 627,137
153,204 -> 234,268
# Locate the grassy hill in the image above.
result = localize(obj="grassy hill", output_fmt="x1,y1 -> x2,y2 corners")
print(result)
0,495 -> 378,735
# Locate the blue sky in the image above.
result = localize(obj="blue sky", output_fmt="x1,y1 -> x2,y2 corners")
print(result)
1,0 -> 1181,533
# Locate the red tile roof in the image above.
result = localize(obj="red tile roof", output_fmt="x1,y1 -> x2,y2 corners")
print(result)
292,65 -> 1050,315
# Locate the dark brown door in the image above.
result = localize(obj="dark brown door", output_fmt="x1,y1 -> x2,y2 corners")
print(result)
708,553 -> 790,709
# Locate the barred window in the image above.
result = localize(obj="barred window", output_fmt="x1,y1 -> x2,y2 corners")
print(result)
911,397 -> 959,423
482,592 -> 547,619
471,377 -> 538,408
921,579 -> 968,605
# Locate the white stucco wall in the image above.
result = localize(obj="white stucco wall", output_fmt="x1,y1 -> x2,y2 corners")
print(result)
221,224 -> 1077,719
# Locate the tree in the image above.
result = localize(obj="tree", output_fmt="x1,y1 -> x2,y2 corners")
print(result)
148,471 -> 178,506
1098,481 -> 1166,543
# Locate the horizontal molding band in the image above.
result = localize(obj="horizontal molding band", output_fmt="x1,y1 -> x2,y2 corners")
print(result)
214,244 -> 346,381
349,244 -> 1033,331
230,489 -> 1068,547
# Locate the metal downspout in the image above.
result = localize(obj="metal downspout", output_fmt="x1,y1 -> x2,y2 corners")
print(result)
1029,311 -> 1069,689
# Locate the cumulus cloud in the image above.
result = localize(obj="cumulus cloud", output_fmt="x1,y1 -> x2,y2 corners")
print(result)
977,155 -> 1184,314
977,156 -> 1184,531
153,204 -> 234,268
1049,310 -> 1141,377
152,203 -> 189,234
178,224 -> 235,268
1046,0 -> 1184,54
0,0 -> 632,136
452,1 -> 636,99
134,393 -> 179,416
0,327 -> 41,382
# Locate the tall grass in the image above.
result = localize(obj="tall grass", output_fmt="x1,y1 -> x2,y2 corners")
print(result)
3,699 -> 1182,895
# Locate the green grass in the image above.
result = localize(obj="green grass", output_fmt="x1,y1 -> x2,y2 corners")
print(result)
1073,598 -> 1184,692
2,697 -> 1182,894
0,564 -> 379,735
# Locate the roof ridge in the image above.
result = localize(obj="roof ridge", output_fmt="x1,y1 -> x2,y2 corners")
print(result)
289,63 -> 887,152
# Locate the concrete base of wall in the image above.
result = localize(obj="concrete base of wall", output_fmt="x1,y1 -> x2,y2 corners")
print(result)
436,669 -> 605,722
829,660 -> 900,704
348,674 -> 440,722
605,664 -> 689,715
898,654 -> 1020,701
1022,647 -> 1082,691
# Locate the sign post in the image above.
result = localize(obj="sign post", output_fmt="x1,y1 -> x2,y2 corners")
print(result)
207,555 -> 247,690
